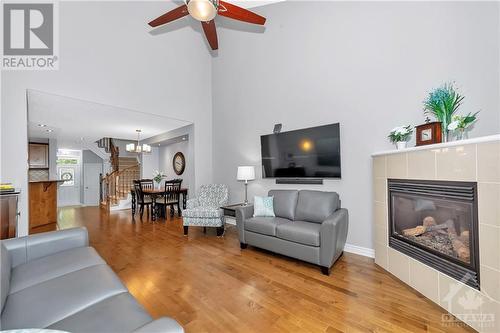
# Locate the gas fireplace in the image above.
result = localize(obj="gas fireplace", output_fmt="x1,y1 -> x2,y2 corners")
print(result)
388,179 -> 480,289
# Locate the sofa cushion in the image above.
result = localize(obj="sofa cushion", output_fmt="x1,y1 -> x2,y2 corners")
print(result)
253,196 -> 275,217
9,246 -> 105,294
295,190 -> 339,223
1,264 -> 127,330
1,243 -> 11,312
182,207 -> 223,218
276,221 -> 321,246
244,217 -> 290,237
48,292 -> 152,333
268,190 -> 299,220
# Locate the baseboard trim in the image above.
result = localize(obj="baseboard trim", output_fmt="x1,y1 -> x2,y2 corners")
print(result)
225,217 -> 236,226
344,244 -> 375,258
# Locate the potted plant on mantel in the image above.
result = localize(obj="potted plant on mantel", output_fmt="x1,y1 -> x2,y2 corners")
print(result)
388,125 -> 413,150
448,112 -> 479,140
423,82 -> 465,142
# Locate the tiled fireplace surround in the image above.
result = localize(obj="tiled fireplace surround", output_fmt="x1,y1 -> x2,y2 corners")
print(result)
372,136 -> 500,332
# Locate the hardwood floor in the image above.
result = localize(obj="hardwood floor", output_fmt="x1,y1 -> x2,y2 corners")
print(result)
58,206 -> 475,333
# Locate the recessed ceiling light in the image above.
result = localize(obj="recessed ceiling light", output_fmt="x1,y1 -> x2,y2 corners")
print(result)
182,137 -> 186,140
46,129 -> 53,133
38,124 -> 47,127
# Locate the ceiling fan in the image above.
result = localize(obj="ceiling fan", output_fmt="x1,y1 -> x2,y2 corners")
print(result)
148,0 -> 266,50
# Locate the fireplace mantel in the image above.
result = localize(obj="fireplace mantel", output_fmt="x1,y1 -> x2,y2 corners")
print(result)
372,134 -> 500,157
372,135 -> 499,332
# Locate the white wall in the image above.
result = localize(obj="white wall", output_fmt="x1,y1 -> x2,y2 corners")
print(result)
1,1 -> 213,235
212,1 -> 500,249
158,140 -> 192,191
48,138 -> 58,180
141,146 -> 160,180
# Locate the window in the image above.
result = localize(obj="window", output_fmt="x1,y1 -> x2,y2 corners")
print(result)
56,158 -> 78,165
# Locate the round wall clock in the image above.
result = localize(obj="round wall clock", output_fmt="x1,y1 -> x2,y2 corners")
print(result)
173,152 -> 186,175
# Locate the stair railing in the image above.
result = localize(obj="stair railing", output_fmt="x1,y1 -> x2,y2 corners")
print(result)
96,137 -> 119,173
100,164 -> 140,210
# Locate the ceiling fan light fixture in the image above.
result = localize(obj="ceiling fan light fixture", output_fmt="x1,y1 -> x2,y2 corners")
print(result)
187,0 -> 217,22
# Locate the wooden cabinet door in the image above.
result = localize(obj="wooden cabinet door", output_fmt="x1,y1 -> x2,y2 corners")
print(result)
0,195 -> 17,239
29,182 -> 57,233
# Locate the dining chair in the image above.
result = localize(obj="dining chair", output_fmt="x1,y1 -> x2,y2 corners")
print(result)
133,181 -> 153,219
139,178 -> 154,207
157,179 -> 182,218
139,179 -> 154,190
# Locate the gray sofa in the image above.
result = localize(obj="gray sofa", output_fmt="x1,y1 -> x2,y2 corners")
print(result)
236,190 -> 348,275
0,227 -> 183,333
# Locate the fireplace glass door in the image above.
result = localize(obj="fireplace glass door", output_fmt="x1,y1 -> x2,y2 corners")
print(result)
391,193 -> 473,265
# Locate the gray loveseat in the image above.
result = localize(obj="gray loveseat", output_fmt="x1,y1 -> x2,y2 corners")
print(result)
0,227 -> 183,333
236,190 -> 348,275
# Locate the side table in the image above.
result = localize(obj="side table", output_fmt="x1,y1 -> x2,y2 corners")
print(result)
221,203 -> 252,218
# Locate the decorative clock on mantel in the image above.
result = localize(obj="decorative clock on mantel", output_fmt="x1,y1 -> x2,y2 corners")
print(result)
173,152 -> 186,175
416,121 -> 442,146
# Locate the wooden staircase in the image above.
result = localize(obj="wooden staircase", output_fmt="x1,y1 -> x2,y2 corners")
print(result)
96,137 -> 119,172
99,139 -> 140,210
116,157 -> 140,199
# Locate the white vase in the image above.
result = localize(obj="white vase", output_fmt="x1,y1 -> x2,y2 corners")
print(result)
396,141 -> 407,150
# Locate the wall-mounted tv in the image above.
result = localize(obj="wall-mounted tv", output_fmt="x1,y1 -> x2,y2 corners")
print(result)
260,123 -> 341,179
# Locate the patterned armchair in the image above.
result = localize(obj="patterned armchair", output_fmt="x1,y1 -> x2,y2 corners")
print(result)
182,184 -> 229,236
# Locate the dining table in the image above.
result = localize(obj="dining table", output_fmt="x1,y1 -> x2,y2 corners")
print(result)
130,187 -> 188,221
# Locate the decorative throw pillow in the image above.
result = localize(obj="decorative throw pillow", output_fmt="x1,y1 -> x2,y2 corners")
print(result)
253,196 -> 275,217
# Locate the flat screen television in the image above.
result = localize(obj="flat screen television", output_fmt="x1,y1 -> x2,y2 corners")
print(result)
260,123 -> 341,179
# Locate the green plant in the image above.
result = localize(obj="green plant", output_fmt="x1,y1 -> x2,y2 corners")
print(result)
153,170 -> 167,184
424,82 -> 465,133
388,125 -> 413,143
448,112 -> 479,131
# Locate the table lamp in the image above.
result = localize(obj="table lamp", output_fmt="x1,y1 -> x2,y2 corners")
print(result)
237,166 -> 255,205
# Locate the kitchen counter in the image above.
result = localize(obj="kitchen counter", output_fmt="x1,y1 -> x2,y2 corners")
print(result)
29,179 -> 64,183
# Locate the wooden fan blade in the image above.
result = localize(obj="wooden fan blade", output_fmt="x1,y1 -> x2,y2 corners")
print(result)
148,4 -> 189,27
201,20 -> 218,50
218,1 -> 266,25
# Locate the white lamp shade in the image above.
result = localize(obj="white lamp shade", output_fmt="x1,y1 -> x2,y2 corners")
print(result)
237,166 -> 255,181
187,0 -> 217,21
126,143 -> 136,152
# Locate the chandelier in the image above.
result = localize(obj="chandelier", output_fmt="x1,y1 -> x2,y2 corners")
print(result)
126,130 -> 151,154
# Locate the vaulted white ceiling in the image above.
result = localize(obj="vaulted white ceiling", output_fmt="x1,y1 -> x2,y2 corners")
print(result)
27,90 -> 191,149
234,0 -> 286,8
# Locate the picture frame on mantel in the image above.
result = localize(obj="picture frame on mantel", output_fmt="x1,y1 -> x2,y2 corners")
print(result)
415,121 -> 442,146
